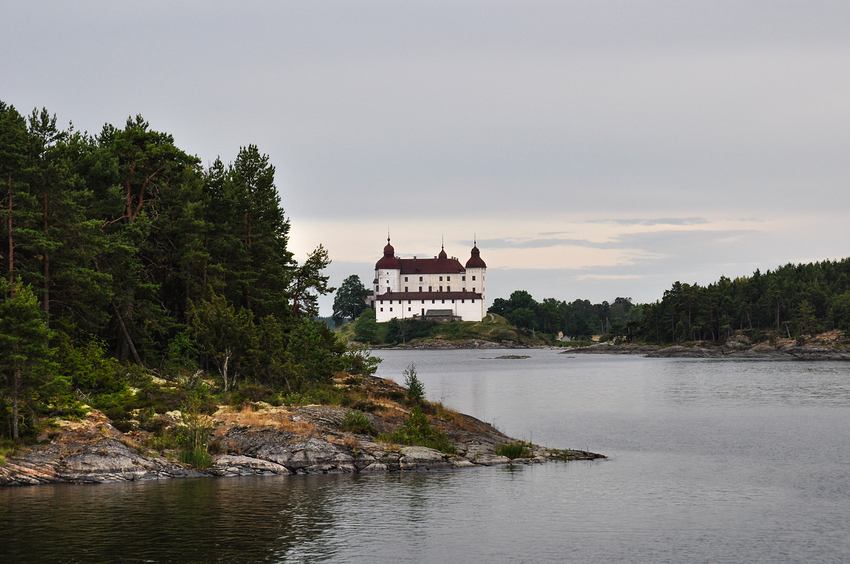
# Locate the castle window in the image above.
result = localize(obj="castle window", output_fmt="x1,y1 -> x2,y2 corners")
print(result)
408,300 -> 411,304
439,286 -> 443,292
419,287 -> 422,292
462,276 -> 466,281
472,287 -> 475,292
472,276 -> 476,281
408,307 -> 411,312
447,276 -> 451,281
375,285 -> 379,291
404,277 -> 408,282
405,286 -> 408,292
380,300 -> 384,305
447,286 -> 451,292
432,300 -> 435,304
451,299 -> 455,303
442,299 -> 445,304
462,299 -> 465,303
419,276 -> 423,281
380,307 -> 383,311
472,299 -> 475,303
462,287 -> 466,292
439,276 -> 443,281
390,307 -> 393,312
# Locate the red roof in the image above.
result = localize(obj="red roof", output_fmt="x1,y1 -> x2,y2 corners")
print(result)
465,245 -> 487,268
375,240 -> 486,272
398,257 -> 465,275
375,239 -> 401,269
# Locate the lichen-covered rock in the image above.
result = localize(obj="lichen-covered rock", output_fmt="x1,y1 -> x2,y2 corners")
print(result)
208,455 -> 291,476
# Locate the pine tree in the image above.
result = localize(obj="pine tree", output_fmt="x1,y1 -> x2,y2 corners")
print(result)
0,282 -> 58,439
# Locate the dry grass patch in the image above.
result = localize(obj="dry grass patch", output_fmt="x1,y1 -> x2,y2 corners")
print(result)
279,418 -> 316,435
213,405 -> 315,436
343,436 -> 361,450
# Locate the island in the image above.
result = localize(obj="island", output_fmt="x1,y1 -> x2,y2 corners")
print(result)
0,373 -> 603,486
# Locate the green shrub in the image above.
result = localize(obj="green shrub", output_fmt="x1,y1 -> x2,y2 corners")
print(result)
339,409 -> 376,435
382,406 -> 456,454
179,446 -> 212,469
144,433 -> 180,452
177,397 -> 213,469
341,344 -> 382,375
403,363 -> 425,405
229,382 -> 274,406
60,338 -> 125,395
495,441 -> 532,460
350,400 -> 379,413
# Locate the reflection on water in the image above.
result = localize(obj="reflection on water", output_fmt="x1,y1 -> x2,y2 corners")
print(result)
3,353 -> 850,563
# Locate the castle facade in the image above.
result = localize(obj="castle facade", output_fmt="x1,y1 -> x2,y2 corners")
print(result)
369,238 -> 487,323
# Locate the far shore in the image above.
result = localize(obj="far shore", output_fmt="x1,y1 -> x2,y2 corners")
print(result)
370,330 -> 850,360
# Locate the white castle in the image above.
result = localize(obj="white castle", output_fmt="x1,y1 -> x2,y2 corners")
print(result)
369,238 -> 487,323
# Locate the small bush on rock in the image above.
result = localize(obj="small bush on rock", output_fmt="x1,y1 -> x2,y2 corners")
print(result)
382,406 -> 456,454
403,363 -> 425,405
495,441 -> 532,460
339,409 -> 376,436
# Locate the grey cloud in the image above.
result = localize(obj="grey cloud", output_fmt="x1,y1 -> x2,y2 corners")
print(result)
587,218 -> 709,226
478,228 -> 753,252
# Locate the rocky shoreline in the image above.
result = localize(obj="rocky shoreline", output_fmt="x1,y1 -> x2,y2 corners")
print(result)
0,376 -> 603,487
566,330 -> 850,360
374,338 -> 531,350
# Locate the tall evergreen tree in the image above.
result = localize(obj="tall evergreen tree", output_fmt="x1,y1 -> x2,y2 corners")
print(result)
0,282 -> 58,438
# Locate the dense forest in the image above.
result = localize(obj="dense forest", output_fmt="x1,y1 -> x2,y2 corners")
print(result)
489,259 -> 850,344
633,261 -> 850,343
0,102 -> 358,440
489,291 -> 641,340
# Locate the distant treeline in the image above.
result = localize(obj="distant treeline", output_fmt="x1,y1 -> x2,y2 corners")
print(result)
0,102 -> 351,439
488,291 -> 641,340
634,260 -> 850,343
489,258 -> 850,344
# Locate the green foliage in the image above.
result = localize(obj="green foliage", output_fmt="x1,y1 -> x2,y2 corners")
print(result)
339,409 -> 376,435
386,317 -> 436,344
353,308 -> 379,343
340,344 -> 382,376
164,329 -> 198,376
332,274 -> 370,326
177,396 -> 213,469
59,337 -> 123,395
0,100 -> 349,433
496,441 -> 533,460
489,291 -> 640,340
383,406 -> 456,454
229,382 -> 274,407
189,291 -> 256,391
403,363 -> 425,405
0,282 -> 62,439
632,261 -> 850,343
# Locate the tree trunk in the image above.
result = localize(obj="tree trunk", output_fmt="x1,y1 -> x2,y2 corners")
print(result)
12,353 -> 20,440
221,350 -> 232,392
113,301 -> 143,366
43,190 -> 50,332
7,174 -> 13,290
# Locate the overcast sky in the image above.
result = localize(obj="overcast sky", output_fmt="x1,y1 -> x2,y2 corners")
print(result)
5,1 -> 850,315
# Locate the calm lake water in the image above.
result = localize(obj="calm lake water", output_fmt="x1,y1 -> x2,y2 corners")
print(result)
3,350 -> 850,563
